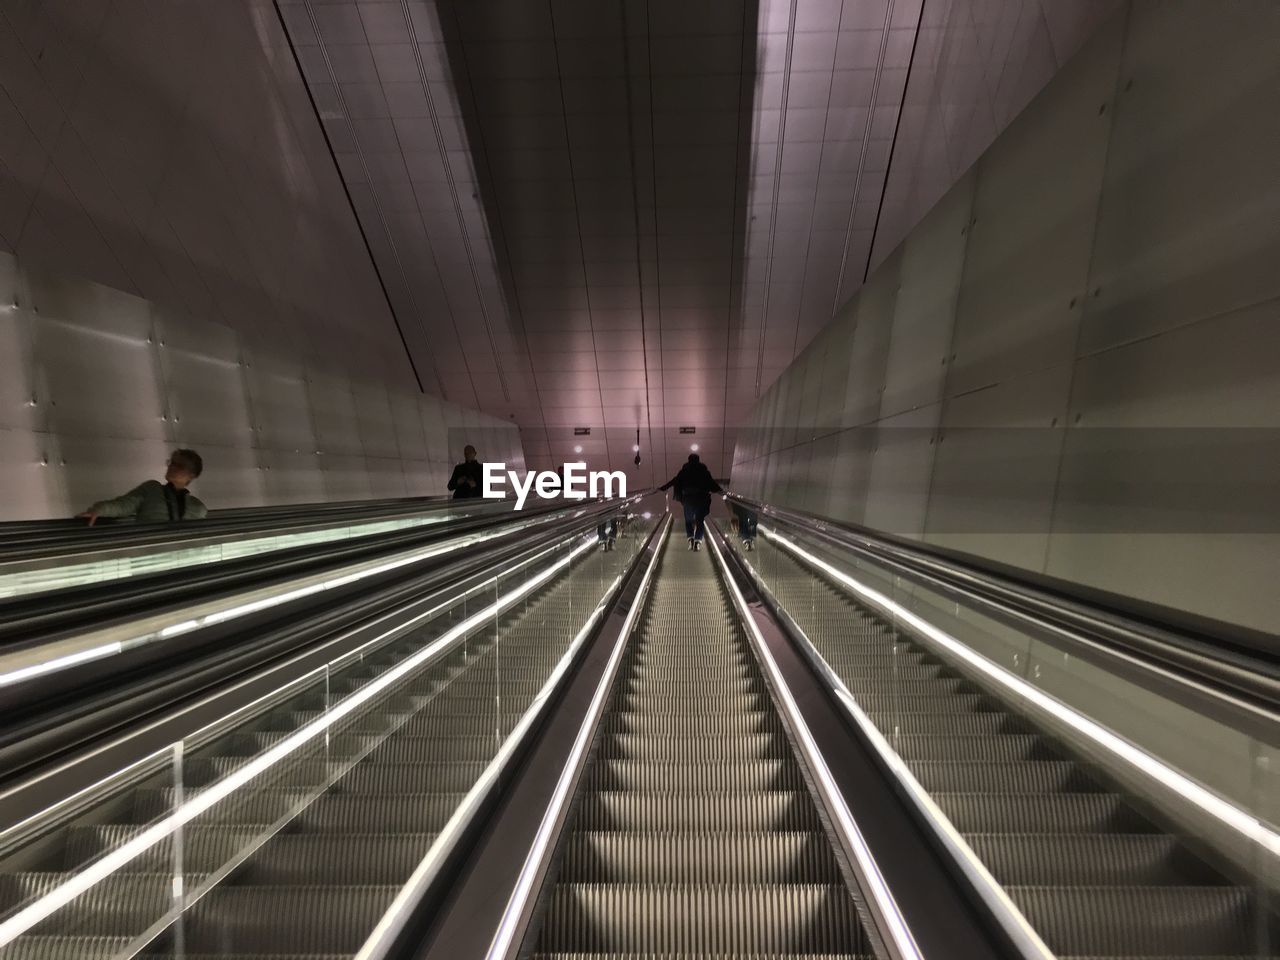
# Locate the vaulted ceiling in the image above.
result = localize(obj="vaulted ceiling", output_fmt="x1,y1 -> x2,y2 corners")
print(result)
276,0 -> 1113,486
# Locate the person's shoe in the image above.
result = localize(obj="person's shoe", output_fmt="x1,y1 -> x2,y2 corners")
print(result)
744,539 -> 754,551
692,539 -> 701,552
688,538 -> 696,550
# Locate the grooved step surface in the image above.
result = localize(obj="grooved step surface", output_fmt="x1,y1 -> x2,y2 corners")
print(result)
755,538 -> 1278,958
534,535 -> 873,957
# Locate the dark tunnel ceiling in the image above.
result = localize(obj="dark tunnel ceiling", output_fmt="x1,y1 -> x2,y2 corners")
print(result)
279,0 -> 927,484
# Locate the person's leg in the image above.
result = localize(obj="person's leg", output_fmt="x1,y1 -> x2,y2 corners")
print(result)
695,504 -> 710,542
683,502 -> 697,540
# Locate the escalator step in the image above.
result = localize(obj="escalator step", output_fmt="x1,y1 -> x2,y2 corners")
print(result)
180,885 -> 399,953
556,832 -> 842,883
933,793 -> 1155,834
532,954 -> 874,959
573,791 -> 822,832
0,937 -> 133,960
908,760 -> 1100,794
538,883 -> 868,954
601,733 -> 789,761
965,834 -> 1223,886
1008,885 -> 1257,956
585,760 -> 807,793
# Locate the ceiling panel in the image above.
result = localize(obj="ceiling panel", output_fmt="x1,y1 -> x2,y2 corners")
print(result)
276,0 -> 1111,486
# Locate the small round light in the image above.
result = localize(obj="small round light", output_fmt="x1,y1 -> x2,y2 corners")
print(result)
642,511 -> 652,519
632,443 -> 640,452
690,443 -> 699,452
573,444 -> 583,454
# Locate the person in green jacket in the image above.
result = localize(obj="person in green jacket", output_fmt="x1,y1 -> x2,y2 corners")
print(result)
78,449 -> 208,525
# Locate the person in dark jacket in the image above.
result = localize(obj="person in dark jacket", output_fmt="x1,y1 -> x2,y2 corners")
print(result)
78,449 -> 208,525
447,444 -> 483,499
660,453 -> 722,550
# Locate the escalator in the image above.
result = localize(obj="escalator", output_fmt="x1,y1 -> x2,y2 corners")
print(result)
3,503 -> 1274,960
0,542 -> 608,958
753,535 -> 1275,960
530,534 -> 876,958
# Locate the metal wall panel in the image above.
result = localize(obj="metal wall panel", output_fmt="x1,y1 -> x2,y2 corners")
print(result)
862,403 -> 941,538
841,260 -> 898,427
1046,299 -> 1280,631
878,172 -> 972,417
318,452 -> 374,502
828,424 -> 875,525
245,364 -> 317,456
365,455 -> 410,499
947,15 -> 1121,397
924,363 -> 1072,571
0,427 -> 63,519
0,255 -> 40,433
259,448 -> 327,506
388,389 -> 428,461
156,310 -> 255,451
1079,0 -> 1280,354
814,309 -> 854,432
351,382 -> 401,460
731,4 -> 1278,631
308,372 -> 366,459
37,317 -> 165,446
1,246 -> 523,518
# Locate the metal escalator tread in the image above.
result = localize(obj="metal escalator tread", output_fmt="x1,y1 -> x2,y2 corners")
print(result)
758,543 -> 1279,959
534,536 -> 875,959
0,555 -> 603,956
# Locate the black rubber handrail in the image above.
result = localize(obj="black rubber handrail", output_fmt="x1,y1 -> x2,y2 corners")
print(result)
727,493 -> 1279,731
0,494 -> 468,562
0,498 -> 586,645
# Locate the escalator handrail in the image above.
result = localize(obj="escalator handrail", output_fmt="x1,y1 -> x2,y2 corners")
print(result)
0,498 -> 584,646
0,494 -> 470,565
726,494 -> 1280,728
715,523 -> 1054,960
0,499 -> 619,712
0,501 -> 635,842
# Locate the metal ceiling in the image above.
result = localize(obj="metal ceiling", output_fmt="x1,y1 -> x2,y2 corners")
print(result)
276,0 -> 1111,487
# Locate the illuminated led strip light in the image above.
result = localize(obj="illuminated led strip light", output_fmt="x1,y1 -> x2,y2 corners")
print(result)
0,513 -> 455,601
708,532 -> 925,960
0,515 -> 556,689
0,536 -> 597,948
482,517 -> 671,960
763,525 -> 1280,862
356,526 -> 661,960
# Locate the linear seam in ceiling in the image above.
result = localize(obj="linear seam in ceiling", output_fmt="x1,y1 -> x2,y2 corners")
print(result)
862,0 -> 929,284
443,1 -> 552,460
276,0 -> 440,396
397,0 -> 512,407
620,2 -> 658,486
546,0 -> 614,472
